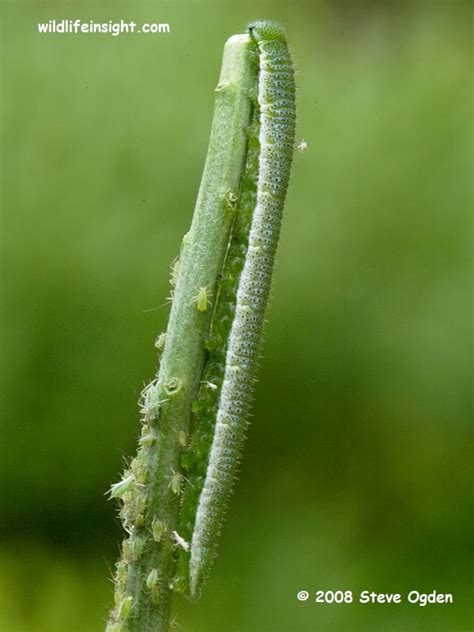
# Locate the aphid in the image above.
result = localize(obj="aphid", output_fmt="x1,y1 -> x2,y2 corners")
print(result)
224,188 -> 238,209
192,285 -> 210,312
151,518 -> 165,543
146,568 -> 159,589
169,258 -> 180,287
201,380 -> 218,391
108,474 -> 134,499
117,595 -> 133,619
178,430 -> 187,448
139,380 -> 167,423
296,138 -> 308,152
139,433 -> 155,447
115,560 -> 128,587
172,531 -> 189,552
126,535 -> 145,562
135,494 -> 147,515
154,332 -> 166,351
121,492 -> 146,529
130,458 -> 147,484
197,287 -> 208,311
189,19 -> 295,599
114,589 -> 123,607
121,491 -> 134,507
151,585 -> 160,605
168,468 -> 183,495
139,428 -> 156,447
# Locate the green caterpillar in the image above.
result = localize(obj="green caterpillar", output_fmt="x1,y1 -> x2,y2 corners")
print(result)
180,20 -> 296,598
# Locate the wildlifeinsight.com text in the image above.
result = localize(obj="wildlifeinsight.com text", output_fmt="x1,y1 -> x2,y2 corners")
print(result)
37,19 -> 170,36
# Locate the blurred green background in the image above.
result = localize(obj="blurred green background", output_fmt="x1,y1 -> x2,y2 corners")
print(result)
1,1 -> 472,631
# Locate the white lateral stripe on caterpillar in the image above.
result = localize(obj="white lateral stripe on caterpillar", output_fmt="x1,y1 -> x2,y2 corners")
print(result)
189,20 -> 296,597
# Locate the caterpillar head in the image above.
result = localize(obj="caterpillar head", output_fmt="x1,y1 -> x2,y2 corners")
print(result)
248,20 -> 287,43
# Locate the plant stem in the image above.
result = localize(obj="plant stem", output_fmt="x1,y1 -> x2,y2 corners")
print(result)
107,34 -> 257,632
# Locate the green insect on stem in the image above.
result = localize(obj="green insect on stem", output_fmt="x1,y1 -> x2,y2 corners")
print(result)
193,286 -> 210,312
